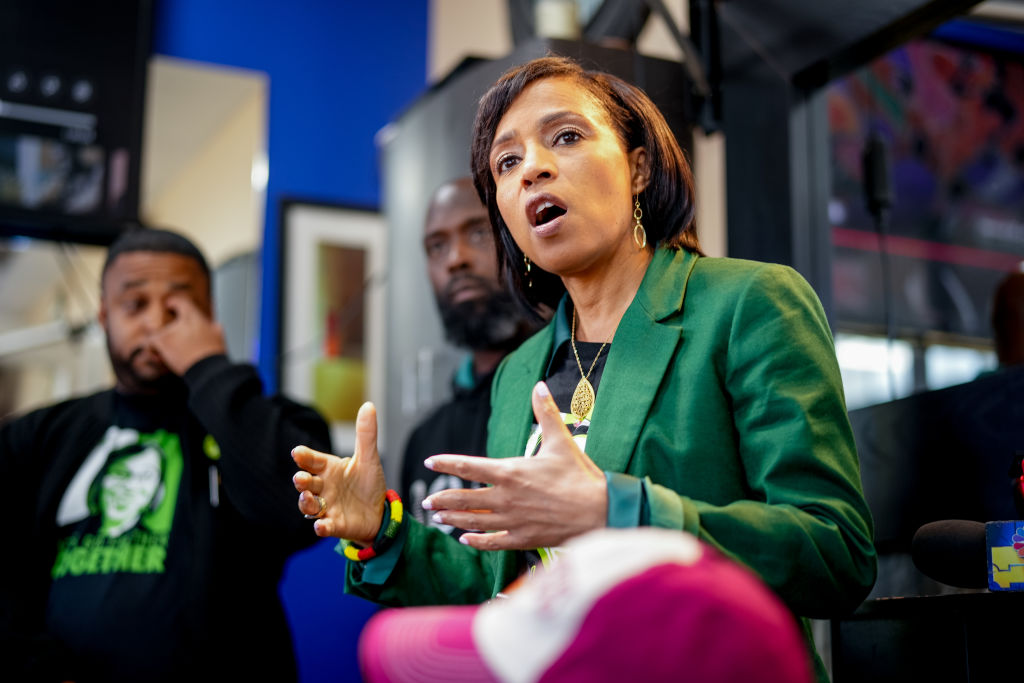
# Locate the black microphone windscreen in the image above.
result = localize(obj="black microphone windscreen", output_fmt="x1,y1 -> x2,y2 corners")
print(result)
911,520 -> 988,589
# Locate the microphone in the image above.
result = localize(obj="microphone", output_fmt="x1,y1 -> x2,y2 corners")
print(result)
911,520 -> 988,589
912,519 -> 1024,591
862,132 -> 892,220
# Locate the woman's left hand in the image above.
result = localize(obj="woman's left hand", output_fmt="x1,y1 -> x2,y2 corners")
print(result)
422,381 -> 607,550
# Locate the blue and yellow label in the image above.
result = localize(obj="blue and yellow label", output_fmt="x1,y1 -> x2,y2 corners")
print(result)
986,521 -> 1024,591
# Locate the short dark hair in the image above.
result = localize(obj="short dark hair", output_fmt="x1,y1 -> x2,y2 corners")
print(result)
470,55 -> 702,315
102,227 -> 211,289
992,270 -> 1024,363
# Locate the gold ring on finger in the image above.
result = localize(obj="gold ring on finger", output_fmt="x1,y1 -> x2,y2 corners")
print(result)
303,494 -> 326,520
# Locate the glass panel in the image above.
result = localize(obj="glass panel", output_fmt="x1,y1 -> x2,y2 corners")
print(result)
827,35 -> 1024,342
835,333 -> 915,410
924,343 -> 997,390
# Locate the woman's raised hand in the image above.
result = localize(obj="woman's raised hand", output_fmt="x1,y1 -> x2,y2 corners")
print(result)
420,382 -> 608,550
292,402 -> 388,546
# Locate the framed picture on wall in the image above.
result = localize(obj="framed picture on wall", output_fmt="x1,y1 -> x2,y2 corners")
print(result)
279,200 -> 388,455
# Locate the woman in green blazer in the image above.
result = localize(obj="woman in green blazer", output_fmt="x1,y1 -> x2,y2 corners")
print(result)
293,56 -> 876,680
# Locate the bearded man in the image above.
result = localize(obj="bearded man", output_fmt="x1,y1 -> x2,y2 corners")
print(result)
0,228 -> 331,682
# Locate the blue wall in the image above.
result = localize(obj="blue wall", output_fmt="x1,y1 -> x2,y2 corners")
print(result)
153,0 -> 429,393
152,2 -> 429,681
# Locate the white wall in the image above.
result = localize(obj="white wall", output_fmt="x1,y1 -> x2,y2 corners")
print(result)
142,57 -> 268,267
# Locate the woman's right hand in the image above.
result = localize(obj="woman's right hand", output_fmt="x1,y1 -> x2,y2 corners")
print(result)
292,401 -> 387,546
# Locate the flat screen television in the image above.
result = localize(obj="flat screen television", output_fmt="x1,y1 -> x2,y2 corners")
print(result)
827,18 -> 1024,342
0,0 -> 153,245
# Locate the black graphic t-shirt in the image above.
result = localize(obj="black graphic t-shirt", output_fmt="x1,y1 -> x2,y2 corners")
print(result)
45,393 -> 203,680
1,355 -> 329,682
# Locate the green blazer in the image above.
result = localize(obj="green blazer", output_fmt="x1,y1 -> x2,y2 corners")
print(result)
349,248 -> 876,623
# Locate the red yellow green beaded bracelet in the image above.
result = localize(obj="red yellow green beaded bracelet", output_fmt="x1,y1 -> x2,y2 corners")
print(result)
343,489 -> 403,562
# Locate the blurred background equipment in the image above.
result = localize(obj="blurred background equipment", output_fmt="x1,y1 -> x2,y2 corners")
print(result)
0,0 -> 153,245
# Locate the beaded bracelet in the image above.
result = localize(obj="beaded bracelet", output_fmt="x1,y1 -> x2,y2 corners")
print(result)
343,489 -> 403,562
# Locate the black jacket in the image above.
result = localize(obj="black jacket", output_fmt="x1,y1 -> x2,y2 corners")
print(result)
0,355 -> 330,682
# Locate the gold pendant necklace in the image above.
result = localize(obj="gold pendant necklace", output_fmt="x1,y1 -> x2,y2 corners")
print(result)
569,307 -> 608,421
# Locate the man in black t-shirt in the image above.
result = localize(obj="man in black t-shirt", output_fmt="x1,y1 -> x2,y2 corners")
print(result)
401,178 -> 538,534
0,228 -> 330,682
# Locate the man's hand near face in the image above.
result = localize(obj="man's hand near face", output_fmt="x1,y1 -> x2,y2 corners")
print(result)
148,293 -> 227,376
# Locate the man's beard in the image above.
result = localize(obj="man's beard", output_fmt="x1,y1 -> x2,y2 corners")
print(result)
107,342 -> 185,395
437,276 -> 525,352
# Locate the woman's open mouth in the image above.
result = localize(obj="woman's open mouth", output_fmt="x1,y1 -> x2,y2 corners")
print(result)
526,194 -> 567,235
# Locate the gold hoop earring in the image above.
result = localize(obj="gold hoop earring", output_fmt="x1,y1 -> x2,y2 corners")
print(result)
523,254 -> 533,288
633,196 -> 647,249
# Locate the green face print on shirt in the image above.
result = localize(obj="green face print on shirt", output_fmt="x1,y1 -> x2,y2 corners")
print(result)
51,426 -> 184,578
